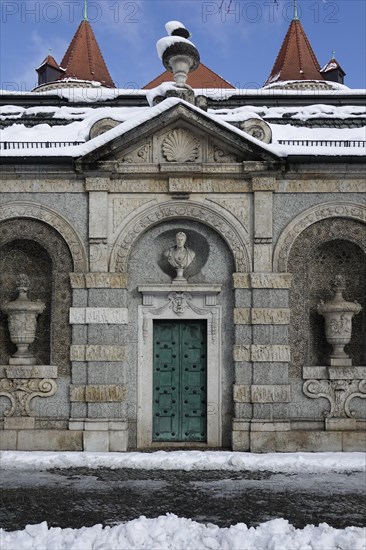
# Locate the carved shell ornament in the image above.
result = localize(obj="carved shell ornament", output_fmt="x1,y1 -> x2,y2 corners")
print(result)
162,128 -> 200,162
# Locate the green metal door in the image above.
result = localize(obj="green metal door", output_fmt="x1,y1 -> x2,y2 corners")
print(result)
153,320 -> 207,442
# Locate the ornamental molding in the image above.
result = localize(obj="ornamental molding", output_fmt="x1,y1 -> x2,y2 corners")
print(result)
141,291 -> 219,343
303,379 -> 366,419
137,284 -> 222,448
0,202 -> 88,272
110,200 -> 251,273
0,377 -> 57,417
273,202 -> 366,272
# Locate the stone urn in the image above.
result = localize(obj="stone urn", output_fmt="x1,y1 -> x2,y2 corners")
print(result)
157,22 -> 200,88
317,275 -> 362,366
1,274 -> 45,365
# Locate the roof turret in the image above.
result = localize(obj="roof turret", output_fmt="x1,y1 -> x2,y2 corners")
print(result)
59,20 -> 115,88
264,17 -> 324,85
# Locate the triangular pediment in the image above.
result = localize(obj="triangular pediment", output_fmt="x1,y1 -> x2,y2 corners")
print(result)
77,100 -> 279,167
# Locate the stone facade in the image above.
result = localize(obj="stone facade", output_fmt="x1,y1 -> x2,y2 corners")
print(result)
0,94 -> 365,453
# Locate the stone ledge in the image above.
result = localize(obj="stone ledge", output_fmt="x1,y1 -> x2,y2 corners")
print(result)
233,273 -> 292,289
250,421 -> 291,432
4,417 -> 35,430
303,366 -> 366,380
247,430 -> 366,452
3,365 -> 57,379
325,418 -> 357,431
251,177 -> 278,192
70,273 -> 127,289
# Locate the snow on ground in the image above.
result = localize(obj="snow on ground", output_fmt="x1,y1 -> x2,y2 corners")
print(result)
1,452 -> 365,548
1,514 -> 365,550
1,450 -> 365,473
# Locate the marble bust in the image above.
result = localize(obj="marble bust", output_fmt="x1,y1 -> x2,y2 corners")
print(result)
164,231 -> 195,282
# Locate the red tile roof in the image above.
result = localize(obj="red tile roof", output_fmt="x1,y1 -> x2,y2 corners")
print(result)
265,19 -> 324,85
37,55 -> 61,71
59,20 -> 115,88
321,57 -> 345,76
143,63 -> 234,89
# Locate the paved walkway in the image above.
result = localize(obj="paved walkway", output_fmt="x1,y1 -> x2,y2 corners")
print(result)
1,468 -> 365,531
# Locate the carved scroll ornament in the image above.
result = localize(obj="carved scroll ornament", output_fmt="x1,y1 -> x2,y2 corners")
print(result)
0,377 -> 58,417
303,379 -> 366,418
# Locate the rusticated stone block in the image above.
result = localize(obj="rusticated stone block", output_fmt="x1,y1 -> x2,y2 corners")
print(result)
233,345 -> 251,362
251,385 -> 291,403
70,345 -> 86,361
70,308 -> 128,324
86,345 -> 127,361
251,273 -> 292,289
233,384 -> 251,402
233,308 -> 251,324
85,273 -> 127,288
232,273 -> 250,288
251,345 -> 290,362
232,273 -> 292,289
70,384 -> 126,402
252,308 -> 290,325
71,345 -> 127,362
70,273 -> 86,288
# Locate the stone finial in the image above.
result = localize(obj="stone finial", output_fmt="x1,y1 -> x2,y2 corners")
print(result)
156,21 -> 200,97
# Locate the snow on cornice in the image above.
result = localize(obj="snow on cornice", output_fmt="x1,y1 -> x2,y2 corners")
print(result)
1,85 -> 365,103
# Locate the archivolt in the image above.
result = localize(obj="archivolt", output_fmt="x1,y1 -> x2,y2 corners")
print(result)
110,199 -> 251,273
0,202 -> 88,272
273,201 -> 366,272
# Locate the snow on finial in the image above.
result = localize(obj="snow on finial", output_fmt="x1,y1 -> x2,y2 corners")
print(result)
165,21 -> 190,39
156,21 -> 200,88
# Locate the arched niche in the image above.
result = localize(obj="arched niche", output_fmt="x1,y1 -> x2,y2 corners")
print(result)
288,218 -> 366,379
0,202 -> 87,272
110,200 -> 251,274
273,202 -> 366,272
0,218 -> 74,376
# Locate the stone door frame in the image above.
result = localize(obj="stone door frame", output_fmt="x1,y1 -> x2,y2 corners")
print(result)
137,284 -> 222,448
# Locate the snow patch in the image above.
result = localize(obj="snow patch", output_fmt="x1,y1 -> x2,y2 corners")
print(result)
0,450 -> 365,472
1,515 -> 365,550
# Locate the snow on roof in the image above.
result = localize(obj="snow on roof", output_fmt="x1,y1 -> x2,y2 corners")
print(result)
210,104 -> 366,121
0,98 -> 281,158
1,83 -> 364,103
1,95 -> 365,158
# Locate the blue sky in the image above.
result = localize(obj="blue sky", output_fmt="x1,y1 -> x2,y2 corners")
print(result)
1,0 -> 365,91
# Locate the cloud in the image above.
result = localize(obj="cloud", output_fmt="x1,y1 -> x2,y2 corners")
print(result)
10,31 -> 68,91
